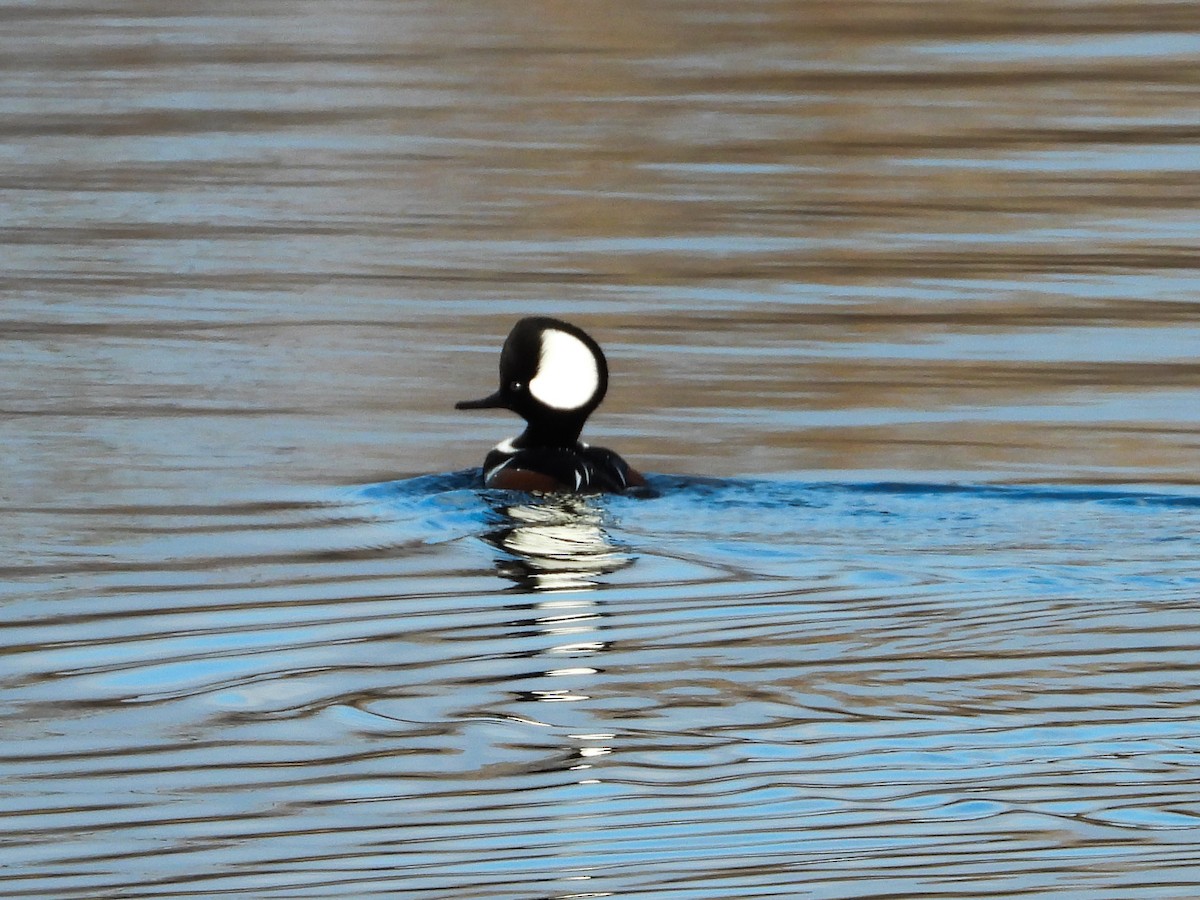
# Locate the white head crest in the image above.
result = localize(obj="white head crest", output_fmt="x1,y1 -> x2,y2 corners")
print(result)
529,328 -> 600,411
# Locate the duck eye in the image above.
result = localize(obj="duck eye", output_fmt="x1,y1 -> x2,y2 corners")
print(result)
509,380 -> 523,393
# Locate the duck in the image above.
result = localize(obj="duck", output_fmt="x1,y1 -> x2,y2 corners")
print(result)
456,316 -> 646,492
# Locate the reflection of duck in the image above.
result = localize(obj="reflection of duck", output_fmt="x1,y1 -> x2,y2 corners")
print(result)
483,494 -> 633,592
456,317 -> 646,493
480,497 -> 628,793
483,496 -> 623,727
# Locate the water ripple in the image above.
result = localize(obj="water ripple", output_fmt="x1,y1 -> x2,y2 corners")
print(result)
5,0 -> 1200,896
6,473 -> 1200,896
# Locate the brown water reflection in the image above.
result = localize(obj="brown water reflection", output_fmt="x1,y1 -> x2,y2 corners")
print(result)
5,0 -> 1199,500
3,1 -> 1200,897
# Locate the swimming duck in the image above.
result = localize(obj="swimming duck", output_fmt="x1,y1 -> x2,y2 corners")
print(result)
456,316 -> 646,492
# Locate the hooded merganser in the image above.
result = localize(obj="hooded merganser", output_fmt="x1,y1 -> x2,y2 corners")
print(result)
456,317 -> 646,493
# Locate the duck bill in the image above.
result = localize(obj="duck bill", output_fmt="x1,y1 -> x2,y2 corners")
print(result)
455,390 -> 508,410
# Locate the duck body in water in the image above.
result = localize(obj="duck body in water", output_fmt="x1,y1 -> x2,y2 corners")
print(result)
456,317 -> 646,493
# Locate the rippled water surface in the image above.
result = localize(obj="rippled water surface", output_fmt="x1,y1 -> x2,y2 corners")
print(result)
4,1 -> 1200,897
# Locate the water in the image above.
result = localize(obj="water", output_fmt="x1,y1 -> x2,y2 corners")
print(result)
3,1 -> 1200,897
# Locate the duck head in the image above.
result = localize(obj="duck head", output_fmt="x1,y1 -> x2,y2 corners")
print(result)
456,317 -> 609,446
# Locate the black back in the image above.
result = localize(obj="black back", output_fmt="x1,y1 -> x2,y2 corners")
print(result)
484,442 -> 637,493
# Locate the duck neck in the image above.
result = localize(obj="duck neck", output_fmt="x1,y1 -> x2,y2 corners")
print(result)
517,417 -> 585,449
